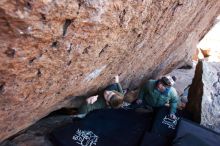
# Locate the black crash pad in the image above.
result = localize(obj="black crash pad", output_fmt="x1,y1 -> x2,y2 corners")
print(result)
50,109 -> 153,146
173,119 -> 220,146
151,107 -> 181,141
139,131 -> 169,146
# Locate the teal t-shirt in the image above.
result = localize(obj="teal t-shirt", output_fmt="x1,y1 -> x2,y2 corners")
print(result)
78,83 -> 124,114
78,96 -> 107,114
138,80 -> 179,114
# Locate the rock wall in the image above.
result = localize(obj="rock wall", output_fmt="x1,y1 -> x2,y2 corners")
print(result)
0,0 -> 220,142
187,61 -> 220,133
166,63 -> 196,96
0,115 -> 72,146
186,61 -> 203,123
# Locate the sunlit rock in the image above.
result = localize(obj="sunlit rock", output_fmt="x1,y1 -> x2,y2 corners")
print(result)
0,0 -> 220,142
186,61 -> 220,133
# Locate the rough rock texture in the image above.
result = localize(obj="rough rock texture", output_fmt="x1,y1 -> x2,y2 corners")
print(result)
0,115 -> 73,146
0,0 -> 220,142
166,62 -> 196,96
186,61 -> 220,133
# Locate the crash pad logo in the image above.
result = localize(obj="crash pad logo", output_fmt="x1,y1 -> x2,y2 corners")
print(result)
72,129 -> 99,146
162,116 -> 179,129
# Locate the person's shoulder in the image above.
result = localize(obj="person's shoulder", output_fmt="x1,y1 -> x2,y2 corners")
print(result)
169,87 -> 177,92
169,87 -> 178,97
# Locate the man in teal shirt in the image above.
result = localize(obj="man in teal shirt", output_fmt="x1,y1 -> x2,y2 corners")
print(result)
134,76 -> 179,119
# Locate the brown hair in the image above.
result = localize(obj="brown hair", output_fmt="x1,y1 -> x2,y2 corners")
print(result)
109,91 -> 124,108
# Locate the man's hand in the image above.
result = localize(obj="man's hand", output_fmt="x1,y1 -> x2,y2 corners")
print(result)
169,113 -> 177,120
86,95 -> 98,104
178,102 -> 186,110
136,99 -> 143,104
165,103 -> 170,107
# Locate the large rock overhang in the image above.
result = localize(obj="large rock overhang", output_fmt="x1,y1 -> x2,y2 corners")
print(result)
0,0 -> 220,142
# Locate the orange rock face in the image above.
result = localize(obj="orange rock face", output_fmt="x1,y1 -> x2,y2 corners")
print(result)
0,0 -> 220,142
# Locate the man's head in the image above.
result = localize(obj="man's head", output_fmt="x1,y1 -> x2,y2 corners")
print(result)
157,76 -> 176,92
161,75 -> 176,86
104,90 -> 124,108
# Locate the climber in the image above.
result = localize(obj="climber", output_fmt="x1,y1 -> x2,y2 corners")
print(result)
77,75 -> 125,116
131,75 -> 179,119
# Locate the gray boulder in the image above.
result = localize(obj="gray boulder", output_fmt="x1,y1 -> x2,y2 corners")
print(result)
186,60 -> 220,133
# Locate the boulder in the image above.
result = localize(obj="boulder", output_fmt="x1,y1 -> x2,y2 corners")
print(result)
0,0 -> 220,141
186,60 -> 220,133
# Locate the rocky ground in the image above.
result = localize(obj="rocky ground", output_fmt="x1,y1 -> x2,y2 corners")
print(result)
0,115 -> 73,146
